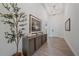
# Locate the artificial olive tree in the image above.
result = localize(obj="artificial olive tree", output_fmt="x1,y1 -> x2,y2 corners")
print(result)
0,3 -> 27,55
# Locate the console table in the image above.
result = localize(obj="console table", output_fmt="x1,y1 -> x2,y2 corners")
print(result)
22,34 -> 47,56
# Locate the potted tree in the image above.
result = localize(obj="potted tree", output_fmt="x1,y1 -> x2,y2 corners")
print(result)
0,3 -> 27,56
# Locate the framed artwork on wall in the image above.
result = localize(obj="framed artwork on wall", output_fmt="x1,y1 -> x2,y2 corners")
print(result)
65,18 -> 71,31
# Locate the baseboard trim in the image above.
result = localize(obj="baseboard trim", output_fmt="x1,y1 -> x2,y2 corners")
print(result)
48,36 -> 64,39
64,38 -> 77,56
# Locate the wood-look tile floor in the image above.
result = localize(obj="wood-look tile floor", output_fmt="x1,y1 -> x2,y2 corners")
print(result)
33,42 -> 48,56
33,37 -> 74,56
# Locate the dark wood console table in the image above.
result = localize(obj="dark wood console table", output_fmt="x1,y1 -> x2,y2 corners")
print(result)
22,34 -> 47,56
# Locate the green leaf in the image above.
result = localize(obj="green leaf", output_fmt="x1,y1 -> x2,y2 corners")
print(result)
19,23 -> 27,26
19,12 -> 25,18
1,14 -> 13,19
21,28 -> 25,30
2,3 -> 10,11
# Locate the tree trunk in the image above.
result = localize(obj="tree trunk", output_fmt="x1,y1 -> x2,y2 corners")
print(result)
16,17 -> 19,56
16,41 -> 19,55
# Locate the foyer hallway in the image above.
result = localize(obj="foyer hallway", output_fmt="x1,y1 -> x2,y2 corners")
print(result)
33,37 -> 74,56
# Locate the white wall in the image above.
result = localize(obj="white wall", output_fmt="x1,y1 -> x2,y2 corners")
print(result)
18,3 -> 48,34
0,3 -> 47,56
47,13 -> 64,38
64,3 -> 79,55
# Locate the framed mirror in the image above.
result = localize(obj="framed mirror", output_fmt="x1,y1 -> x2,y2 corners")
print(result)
29,14 -> 41,33
65,18 -> 71,31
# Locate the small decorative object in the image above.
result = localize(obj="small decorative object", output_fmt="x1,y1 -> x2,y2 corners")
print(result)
65,18 -> 71,31
0,3 -> 27,56
29,14 -> 41,33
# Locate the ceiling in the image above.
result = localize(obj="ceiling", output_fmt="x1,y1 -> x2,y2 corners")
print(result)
42,3 -> 65,16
